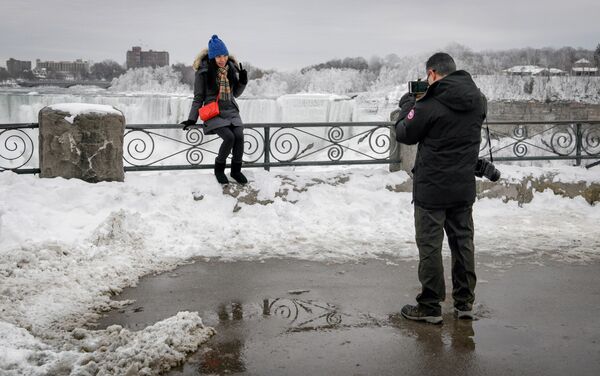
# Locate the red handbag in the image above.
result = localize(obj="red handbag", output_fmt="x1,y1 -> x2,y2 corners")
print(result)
199,92 -> 220,122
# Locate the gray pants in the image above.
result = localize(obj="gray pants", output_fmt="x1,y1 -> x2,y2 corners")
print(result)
414,204 -> 476,315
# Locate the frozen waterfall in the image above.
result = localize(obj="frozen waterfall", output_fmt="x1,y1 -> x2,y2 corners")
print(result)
0,88 -> 398,124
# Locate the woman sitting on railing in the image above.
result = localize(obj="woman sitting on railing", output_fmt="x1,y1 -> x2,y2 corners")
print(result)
181,35 -> 248,184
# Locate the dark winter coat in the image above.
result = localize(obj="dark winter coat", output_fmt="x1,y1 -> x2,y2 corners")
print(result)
395,70 -> 487,209
186,49 -> 247,134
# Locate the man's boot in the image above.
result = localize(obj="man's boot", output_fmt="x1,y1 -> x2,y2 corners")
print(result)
214,161 -> 229,184
401,304 -> 443,324
230,162 -> 248,184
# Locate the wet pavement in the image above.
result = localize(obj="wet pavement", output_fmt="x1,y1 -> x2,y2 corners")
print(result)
97,256 -> 600,376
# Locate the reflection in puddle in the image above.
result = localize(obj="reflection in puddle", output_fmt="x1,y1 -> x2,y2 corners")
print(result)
199,302 -> 246,374
263,298 -> 344,330
185,298 -> 477,375
389,312 -> 476,353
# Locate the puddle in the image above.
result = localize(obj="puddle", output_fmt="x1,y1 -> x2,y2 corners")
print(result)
97,257 -> 600,375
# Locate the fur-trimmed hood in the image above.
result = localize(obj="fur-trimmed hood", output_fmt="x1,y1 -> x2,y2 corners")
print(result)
192,48 -> 240,71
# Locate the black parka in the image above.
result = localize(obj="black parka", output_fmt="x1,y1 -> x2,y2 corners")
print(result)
187,49 -> 247,134
395,70 -> 487,209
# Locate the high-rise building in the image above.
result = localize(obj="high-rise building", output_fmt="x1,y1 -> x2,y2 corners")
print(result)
6,58 -> 32,75
126,47 -> 169,69
35,59 -> 89,76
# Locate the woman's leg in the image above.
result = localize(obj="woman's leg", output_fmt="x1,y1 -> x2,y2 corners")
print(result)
214,126 -> 236,163
230,126 -> 247,184
231,125 -> 245,163
212,127 -> 235,184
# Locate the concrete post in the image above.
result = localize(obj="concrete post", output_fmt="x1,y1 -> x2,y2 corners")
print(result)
39,103 -> 125,182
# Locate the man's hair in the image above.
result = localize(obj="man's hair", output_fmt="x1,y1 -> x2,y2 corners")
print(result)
426,53 -> 456,76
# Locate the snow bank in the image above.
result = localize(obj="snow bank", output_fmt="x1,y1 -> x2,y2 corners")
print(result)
1,166 -> 599,373
0,312 -> 214,376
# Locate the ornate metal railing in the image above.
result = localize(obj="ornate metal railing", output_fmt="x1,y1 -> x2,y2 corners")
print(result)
2,121 -> 600,174
480,121 -> 600,167
123,122 -> 397,172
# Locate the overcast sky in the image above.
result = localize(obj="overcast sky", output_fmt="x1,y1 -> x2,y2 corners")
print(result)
1,0 -> 599,70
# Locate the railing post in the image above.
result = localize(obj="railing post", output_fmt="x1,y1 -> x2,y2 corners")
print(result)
264,126 -> 270,171
575,123 -> 582,166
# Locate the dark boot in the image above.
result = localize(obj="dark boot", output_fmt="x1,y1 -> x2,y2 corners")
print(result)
401,304 -> 443,324
214,161 -> 229,184
230,162 -> 248,184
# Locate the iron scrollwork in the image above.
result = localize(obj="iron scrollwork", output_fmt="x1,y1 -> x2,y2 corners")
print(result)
242,128 -> 265,163
184,129 -> 204,165
0,129 -> 35,170
327,126 -> 345,161
185,128 -> 203,146
268,124 -> 397,164
366,126 -> 396,157
549,125 -> 577,156
270,128 -> 302,162
582,126 -> 600,156
123,129 -> 156,166
124,127 -> 268,167
512,124 -> 529,157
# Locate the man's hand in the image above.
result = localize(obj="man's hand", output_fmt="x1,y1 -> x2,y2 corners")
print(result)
397,93 -> 416,121
238,63 -> 248,85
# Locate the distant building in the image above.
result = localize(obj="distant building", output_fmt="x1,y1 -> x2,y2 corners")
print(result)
572,58 -> 598,76
502,65 -> 566,76
35,59 -> 89,78
6,58 -> 32,75
126,47 -> 169,69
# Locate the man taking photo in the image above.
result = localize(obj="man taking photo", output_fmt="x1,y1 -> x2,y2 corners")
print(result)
395,52 -> 487,324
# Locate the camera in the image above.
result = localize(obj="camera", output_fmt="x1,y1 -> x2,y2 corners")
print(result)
408,80 -> 429,95
475,158 -> 501,182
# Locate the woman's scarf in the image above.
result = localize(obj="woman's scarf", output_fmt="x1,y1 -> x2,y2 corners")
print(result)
216,66 -> 231,101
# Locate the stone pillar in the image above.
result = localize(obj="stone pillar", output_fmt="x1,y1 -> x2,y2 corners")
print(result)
39,103 -> 125,182
389,108 -> 417,176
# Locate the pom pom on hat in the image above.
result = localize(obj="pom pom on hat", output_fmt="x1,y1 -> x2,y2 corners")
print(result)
208,34 -> 229,59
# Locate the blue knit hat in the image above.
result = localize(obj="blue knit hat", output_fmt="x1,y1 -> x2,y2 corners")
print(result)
208,35 -> 229,59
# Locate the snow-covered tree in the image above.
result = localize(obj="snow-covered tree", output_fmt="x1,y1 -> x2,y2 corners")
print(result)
90,60 -> 126,81
109,66 -> 190,94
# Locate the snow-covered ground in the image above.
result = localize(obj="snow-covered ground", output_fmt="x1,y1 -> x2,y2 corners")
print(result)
1,165 -> 599,374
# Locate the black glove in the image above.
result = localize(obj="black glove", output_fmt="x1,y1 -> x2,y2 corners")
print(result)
180,119 -> 196,130
238,63 -> 248,85
397,92 -> 416,121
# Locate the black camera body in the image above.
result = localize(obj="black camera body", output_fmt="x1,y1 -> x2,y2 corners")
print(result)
475,158 -> 501,182
408,80 -> 429,95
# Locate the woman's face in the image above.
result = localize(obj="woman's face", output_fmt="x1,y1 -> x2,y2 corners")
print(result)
215,55 -> 228,68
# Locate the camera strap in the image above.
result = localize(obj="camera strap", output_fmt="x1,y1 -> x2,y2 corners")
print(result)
485,118 -> 494,163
